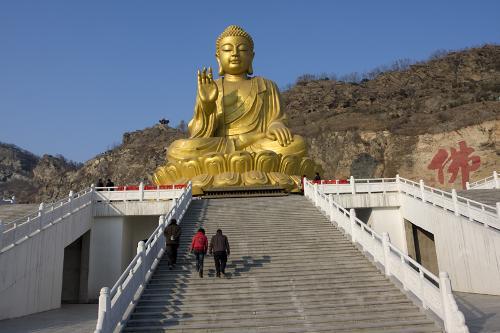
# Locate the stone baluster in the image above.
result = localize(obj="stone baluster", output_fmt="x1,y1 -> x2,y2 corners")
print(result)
0,221 -> 4,250
451,189 -> 459,216
382,232 -> 391,277
419,179 -> 425,202
349,208 -> 357,243
139,182 -> 144,202
137,241 -> 147,285
96,287 -> 110,333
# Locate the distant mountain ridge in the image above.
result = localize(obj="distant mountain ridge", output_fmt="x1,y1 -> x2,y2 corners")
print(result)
1,45 -> 499,203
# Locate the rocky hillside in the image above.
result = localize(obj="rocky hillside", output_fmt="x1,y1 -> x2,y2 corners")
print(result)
0,143 -> 81,203
1,45 -> 499,203
0,126 -> 186,203
282,45 -> 499,186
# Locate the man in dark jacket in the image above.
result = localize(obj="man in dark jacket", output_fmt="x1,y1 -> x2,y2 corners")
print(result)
164,219 -> 182,269
209,229 -> 230,278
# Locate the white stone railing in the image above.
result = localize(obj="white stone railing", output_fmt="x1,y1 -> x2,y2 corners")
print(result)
94,182 -> 192,333
95,183 -> 186,202
0,196 -> 15,205
466,171 -> 499,190
0,188 -> 94,252
304,180 -> 469,333
318,176 -> 499,231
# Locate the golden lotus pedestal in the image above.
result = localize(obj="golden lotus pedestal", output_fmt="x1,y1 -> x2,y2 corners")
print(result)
153,150 -> 322,196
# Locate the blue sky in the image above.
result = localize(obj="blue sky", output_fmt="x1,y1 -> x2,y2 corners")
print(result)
1,1 -> 499,162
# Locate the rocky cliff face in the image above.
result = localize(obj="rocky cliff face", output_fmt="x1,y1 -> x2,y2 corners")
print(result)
1,45 -> 499,203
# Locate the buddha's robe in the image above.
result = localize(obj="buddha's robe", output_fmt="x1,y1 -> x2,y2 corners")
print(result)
167,76 -> 306,163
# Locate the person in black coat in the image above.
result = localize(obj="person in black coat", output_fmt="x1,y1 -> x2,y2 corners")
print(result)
164,219 -> 182,269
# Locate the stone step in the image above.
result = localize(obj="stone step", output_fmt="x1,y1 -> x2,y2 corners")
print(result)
148,269 -> 383,285
143,278 -> 394,296
153,261 -> 374,275
126,309 -> 431,328
138,284 -> 401,302
124,315 -> 438,332
132,297 -> 414,315
167,247 -> 361,258
151,266 -> 379,281
136,292 -> 411,309
158,251 -> 368,264
123,323 -> 441,333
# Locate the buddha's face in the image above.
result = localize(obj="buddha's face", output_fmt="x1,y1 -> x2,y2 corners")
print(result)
217,36 -> 254,75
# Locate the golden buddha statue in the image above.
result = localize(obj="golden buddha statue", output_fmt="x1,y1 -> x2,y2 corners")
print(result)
153,25 -> 321,194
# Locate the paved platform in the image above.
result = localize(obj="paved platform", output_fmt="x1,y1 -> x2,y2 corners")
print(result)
0,203 -> 38,224
0,304 -> 97,333
456,292 -> 500,333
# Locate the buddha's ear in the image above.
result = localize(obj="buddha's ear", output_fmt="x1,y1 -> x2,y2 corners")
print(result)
216,57 -> 224,76
247,51 -> 255,75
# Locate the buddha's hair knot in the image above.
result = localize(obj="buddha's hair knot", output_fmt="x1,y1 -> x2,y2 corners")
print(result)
216,25 -> 254,56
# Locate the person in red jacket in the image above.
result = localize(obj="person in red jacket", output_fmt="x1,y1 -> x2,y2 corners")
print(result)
190,228 -> 208,278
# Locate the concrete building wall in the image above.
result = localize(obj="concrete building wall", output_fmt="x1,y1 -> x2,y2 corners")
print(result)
87,216 -> 126,300
93,201 -> 172,217
0,205 -> 92,320
400,195 -> 500,295
330,192 -> 400,209
87,215 -> 159,299
366,207 -> 407,254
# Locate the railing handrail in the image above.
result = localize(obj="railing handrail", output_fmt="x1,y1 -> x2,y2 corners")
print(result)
304,179 -> 468,333
0,188 -> 94,253
317,187 -> 440,284
94,182 -> 193,333
2,187 -> 92,229
319,176 -> 498,221
467,171 -> 499,189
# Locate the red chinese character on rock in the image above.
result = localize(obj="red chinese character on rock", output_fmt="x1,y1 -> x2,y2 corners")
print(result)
427,141 -> 480,189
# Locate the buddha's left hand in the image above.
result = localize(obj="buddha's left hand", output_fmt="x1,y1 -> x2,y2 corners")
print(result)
267,126 -> 293,147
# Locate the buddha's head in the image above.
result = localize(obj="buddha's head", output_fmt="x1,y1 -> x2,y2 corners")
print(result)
216,25 -> 254,76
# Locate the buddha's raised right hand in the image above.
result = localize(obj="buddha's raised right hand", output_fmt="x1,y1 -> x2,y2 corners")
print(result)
197,67 -> 218,106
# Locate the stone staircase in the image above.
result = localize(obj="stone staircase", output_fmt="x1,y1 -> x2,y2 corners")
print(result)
458,189 -> 500,206
124,196 -> 442,333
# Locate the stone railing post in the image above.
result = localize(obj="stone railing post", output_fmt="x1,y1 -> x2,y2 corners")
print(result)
139,182 -> 144,202
158,215 -> 166,249
96,287 -> 110,333
0,222 -> 4,250
38,202 -> 45,229
395,174 -> 401,193
350,176 -> 355,195
314,183 -> 319,206
494,171 -> 499,189
451,189 -> 459,216
328,194 -> 334,222
419,179 -> 425,202
382,232 -> 391,276
496,202 -> 500,220
349,209 -> 357,243
439,272 -> 452,332
90,184 -> 96,202
465,181 -> 470,190
137,241 -> 147,284
440,272 -> 469,333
